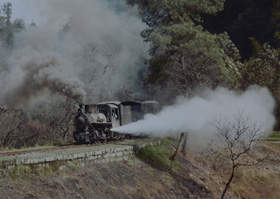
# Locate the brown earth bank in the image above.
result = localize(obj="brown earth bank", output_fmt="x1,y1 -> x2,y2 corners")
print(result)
1,141 -> 280,199
0,156 -> 214,199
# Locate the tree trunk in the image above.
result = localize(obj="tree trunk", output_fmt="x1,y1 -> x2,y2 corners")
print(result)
221,165 -> 236,199
171,133 -> 184,160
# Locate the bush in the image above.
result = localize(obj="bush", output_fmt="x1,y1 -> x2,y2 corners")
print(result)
266,131 -> 280,141
138,142 -> 180,171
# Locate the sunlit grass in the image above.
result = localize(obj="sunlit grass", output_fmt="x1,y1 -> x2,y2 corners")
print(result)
265,131 -> 280,141
137,138 -> 180,171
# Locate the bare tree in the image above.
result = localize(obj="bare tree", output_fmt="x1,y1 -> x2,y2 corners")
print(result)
206,113 -> 264,199
82,42 -> 117,101
0,106 -> 53,149
29,96 -> 77,143
50,97 -> 77,141
0,107 -> 26,148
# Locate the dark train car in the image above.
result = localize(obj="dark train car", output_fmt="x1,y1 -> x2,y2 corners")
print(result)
73,101 -> 158,144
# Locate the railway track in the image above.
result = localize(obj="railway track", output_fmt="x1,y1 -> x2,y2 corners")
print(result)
0,140 -> 123,156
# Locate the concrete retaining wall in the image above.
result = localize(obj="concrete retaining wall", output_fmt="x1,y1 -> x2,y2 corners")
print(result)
0,139 -> 161,168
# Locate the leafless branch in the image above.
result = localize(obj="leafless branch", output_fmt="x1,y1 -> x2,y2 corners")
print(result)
206,112 -> 265,199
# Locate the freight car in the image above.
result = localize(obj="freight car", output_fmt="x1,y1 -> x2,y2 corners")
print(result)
73,101 -> 158,144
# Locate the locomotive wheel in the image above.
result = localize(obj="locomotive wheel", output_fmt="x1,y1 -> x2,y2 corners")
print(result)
89,133 -> 97,144
109,131 -> 121,140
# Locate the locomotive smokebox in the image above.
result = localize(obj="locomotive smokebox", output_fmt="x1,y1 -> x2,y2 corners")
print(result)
76,115 -> 86,125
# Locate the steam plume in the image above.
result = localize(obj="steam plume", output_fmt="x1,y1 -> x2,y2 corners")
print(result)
112,86 -> 275,140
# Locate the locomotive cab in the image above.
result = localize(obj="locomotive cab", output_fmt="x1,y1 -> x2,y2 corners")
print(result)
97,102 -> 121,128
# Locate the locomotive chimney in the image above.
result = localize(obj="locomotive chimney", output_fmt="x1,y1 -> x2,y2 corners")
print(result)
79,104 -> 85,113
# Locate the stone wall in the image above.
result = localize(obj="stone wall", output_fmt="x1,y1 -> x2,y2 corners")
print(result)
0,139 -> 161,168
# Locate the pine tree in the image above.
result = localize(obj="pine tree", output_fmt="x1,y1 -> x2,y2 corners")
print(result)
1,3 -> 14,49
127,0 -> 240,101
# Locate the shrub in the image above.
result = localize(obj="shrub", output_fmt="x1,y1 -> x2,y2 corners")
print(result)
138,143 -> 180,171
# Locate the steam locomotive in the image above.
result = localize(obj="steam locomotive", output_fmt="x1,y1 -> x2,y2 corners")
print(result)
73,101 -> 158,144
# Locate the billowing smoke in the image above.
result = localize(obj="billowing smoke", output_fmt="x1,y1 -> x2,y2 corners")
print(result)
3,50 -> 86,107
0,0 -> 148,107
113,86 -> 276,144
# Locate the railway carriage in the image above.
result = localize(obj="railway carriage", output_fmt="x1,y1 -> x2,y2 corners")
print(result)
73,101 -> 158,144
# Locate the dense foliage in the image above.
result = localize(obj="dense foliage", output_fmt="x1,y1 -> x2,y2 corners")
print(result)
126,0 -> 280,102
127,0 -> 280,127
204,0 -> 275,59
127,0 -> 243,102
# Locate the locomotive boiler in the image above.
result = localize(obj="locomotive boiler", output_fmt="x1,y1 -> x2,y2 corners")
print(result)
73,101 -> 158,144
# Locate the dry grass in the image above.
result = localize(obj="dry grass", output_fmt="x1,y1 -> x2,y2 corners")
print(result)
219,142 -> 280,198
230,168 -> 280,199
185,140 -> 280,199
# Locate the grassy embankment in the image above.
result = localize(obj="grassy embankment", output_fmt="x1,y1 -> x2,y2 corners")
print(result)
139,133 -> 280,198
137,138 -> 180,171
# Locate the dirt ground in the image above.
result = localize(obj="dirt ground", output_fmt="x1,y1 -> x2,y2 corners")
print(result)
1,142 -> 280,199
0,156 -> 215,199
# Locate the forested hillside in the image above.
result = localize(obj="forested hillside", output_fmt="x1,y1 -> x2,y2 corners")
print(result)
0,0 -> 279,148
128,0 -> 280,126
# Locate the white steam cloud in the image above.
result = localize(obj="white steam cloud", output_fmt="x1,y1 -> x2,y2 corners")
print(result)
0,0 -> 148,107
113,86 -> 276,142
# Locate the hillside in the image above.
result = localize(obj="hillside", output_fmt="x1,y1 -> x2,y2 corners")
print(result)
1,139 -> 280,199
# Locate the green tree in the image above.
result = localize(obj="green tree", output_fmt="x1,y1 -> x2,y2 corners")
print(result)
127,0 -> 240,102
239,43 -> 280,92
1,3 -> 14,49
204,0 -> 274,60
13,18 -> 25,33
1,3 -> 12,24
238,43 -> 280,128
271,0 -> 280,47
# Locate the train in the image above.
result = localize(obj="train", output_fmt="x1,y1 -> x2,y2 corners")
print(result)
73,101 -> 159,144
